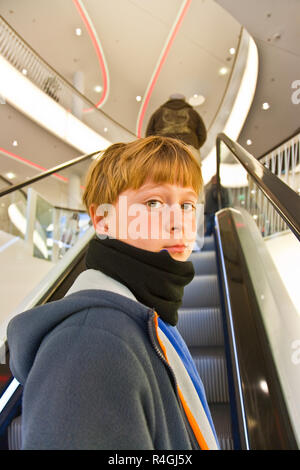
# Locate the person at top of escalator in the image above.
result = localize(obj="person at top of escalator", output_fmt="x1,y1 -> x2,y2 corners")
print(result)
204,175 -> 229,236
145,93 -> 207,165
7,136 -> 219,450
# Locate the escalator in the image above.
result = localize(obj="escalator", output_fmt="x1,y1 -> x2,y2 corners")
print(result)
0,133 -> 299,450
178,235 -> 235,449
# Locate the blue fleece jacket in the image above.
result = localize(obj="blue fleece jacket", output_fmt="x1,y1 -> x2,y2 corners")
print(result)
7,270 -> 218,450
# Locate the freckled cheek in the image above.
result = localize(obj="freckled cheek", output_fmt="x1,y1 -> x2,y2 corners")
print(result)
124,212 -> 152,238
148,212 -> 162,238
183,213 -> 197,240
130,211 -> 164,240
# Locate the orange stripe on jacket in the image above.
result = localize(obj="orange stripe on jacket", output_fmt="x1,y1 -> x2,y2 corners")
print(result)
153,312 -> 209,450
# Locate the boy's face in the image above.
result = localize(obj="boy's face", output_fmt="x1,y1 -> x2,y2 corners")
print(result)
91,180 -> 199,261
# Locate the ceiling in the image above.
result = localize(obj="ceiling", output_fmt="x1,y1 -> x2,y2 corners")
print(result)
0,0 -> 299,204
216,0 -> 300,155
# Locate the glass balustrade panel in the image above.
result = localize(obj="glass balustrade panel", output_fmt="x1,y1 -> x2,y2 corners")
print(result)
0,164 -> 93,346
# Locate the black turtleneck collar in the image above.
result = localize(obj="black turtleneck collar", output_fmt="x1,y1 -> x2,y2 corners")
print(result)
85,237 -> 194,326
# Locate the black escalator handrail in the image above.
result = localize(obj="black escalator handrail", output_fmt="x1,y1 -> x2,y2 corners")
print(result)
0,150 -> 101,198
216,133 -> 300,242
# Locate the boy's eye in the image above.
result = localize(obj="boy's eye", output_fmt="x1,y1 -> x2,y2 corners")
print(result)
146,200 -> 163,209
181,202 -> 196,211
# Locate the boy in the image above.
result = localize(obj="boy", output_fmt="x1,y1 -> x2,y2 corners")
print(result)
7,136 -> 219,450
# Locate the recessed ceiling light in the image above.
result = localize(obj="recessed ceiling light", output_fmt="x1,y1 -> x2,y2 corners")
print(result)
246,139 -> 252,146
136,95 -> 142,102
219,67 -> 229,76
104,127 -> 108,132
188,94 -> 206,106
229,48 -> 236,55
94,85 -> 103,93
5,172 -> 16,180
12,140 -> 18,146
262,102 -> 270,110
75,28 -> 82,36
22,68 -> 27,75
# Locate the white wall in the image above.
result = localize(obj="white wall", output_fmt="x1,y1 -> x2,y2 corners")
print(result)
265,231 -> 300,316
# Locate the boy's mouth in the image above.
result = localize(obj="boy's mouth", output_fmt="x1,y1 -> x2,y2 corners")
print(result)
164,244 -> 187,253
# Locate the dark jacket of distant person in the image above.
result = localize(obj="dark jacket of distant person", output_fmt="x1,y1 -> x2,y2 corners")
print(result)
146,95 -> 207,150
204,175 -> 229,215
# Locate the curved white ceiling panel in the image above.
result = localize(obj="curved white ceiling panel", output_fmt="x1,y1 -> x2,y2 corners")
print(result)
72,0 -> 110,110
136,0 -> 192,137
201,29 -> 259,184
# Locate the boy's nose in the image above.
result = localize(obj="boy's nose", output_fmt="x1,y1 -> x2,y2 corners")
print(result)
171,223 -> 182,232
164,204 -> 183,233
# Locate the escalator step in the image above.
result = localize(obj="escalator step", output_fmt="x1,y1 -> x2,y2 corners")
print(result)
7,414 -> 22,450
189,347 -> 229,403
201,236 -> 215,251
177,307 -> 224,347
180,236 -> 234,448
189,251 -> 217,275
209,403 -> 234,450
182,275 -> 220,308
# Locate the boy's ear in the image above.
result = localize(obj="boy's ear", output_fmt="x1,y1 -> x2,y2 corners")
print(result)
89,203 -> 110,235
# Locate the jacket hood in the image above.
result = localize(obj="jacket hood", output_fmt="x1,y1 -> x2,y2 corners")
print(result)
162,99 -> 193,110
7,270 -> 151,385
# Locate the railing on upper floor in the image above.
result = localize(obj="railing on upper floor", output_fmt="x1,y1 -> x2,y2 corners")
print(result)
259,131 -> 300,196
0,15 -> 135,142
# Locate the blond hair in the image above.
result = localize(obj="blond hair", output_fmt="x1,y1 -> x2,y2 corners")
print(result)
82,136 -> 203,214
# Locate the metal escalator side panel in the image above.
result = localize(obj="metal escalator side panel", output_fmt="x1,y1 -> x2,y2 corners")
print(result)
214,217 -> 249,450
215,208 -> 298,449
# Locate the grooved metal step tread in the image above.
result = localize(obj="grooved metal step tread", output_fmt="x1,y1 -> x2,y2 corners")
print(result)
8,414 -> 22,450
177,307 -> 224,347
188,347 -> 230,404
189,251 -> 217,275
181,238 -> 234,448
182,275 -> 220,308
201,236 -> 215,251
209,404 -> 234,450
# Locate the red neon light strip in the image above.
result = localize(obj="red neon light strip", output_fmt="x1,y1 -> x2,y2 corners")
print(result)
137,0 -> 192,138
72,0 -> 108,111
0,148 -> 68,182
0,375 -> 11,382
